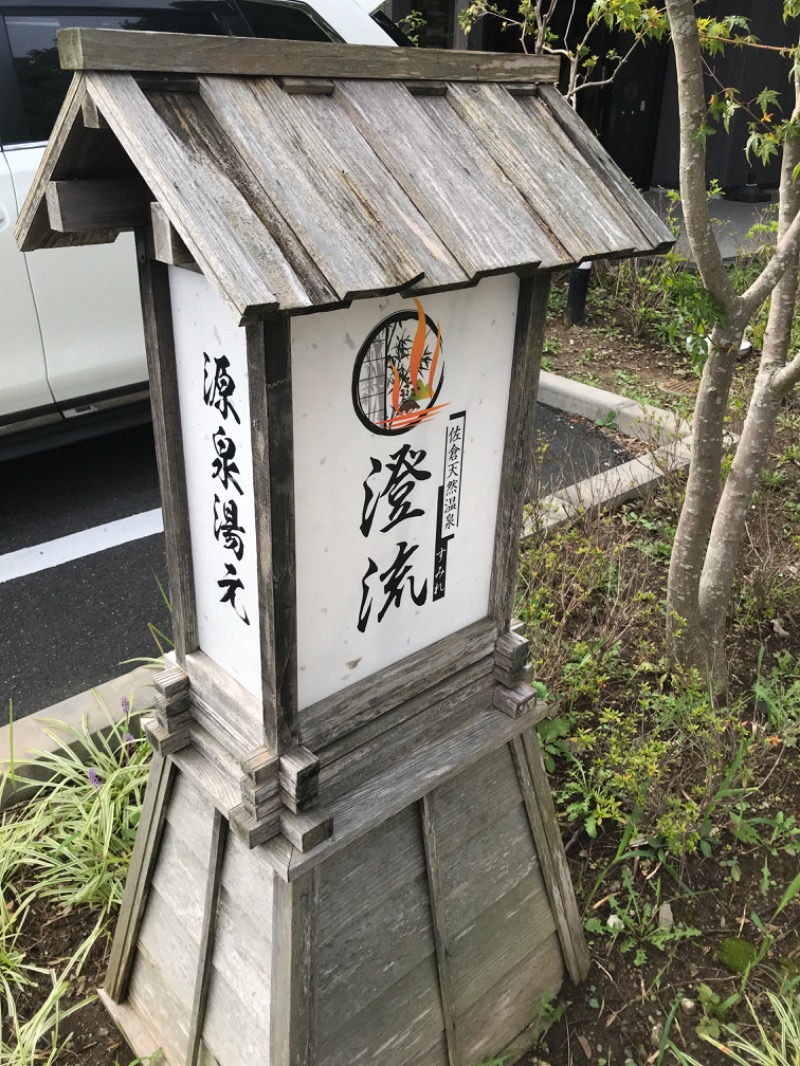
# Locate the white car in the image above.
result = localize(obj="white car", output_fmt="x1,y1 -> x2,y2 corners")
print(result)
0,0 -> 398,455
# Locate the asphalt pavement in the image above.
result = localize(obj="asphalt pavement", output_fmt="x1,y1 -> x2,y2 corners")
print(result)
0,406 -> 634,723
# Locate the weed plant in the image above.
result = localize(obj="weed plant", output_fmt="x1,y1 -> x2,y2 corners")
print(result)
516,452 -> 800,1049
0,698 -> 152,1065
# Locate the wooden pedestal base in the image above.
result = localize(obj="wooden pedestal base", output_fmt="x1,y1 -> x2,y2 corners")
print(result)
103,701 -> 588,1066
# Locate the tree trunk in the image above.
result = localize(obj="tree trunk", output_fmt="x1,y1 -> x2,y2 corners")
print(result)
664,0 -> 800,685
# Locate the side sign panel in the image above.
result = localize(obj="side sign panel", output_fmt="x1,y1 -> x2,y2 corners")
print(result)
292,274 -> 519,708
169,268 -> 262,698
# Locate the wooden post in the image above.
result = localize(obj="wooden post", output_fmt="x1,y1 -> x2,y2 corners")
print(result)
247,318 -> 298,756
136,243 -> 199,663
489,271 -> 552,633
270,871 -> 318,1066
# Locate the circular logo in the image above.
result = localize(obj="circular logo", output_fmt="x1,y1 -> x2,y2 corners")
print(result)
352,298 -> 445,436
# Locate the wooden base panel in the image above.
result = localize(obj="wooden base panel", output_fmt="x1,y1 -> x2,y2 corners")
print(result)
103,712 -> 586,1066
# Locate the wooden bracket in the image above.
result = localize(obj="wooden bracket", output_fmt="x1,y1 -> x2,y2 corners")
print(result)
492,680 -> 537,720
145,664 -> 191,753
81,96 -> 108,129
278,76 -> 334,95
407,81 -> 448,96
150,202 -> 195,267
493,630 -> 529,687
280,805 -> 332,851
279,746 -> 320,813
45,178 -> 152,234
232,746 -> 281,848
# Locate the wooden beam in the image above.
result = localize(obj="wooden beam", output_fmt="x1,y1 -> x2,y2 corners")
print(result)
186,810 -> 228,1066
512,734 -> 591,983
81,95 -> 107,128
150,202 -> 195,267
45,177 -> 152,234
420,792 -> 461,1066
247,318 -> 298,755
58,29 -> 561,83
488,271 -> 552,633
105,754 -> 176,1001
271,870 -> 318,1066
137,250 -> 199,661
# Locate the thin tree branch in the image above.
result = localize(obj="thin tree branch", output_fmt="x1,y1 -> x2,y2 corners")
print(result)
771,351 -> 800,394
664,0 -> 739,314
741,204 -> 800,315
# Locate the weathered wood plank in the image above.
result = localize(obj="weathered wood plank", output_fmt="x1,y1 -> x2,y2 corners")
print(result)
137,884 -> 202,1007
428,742 -> 522,857
440,801 -> 542,934
288,699 -> 549,881
518,731 -> 591,982
127,945 -> 191,1065
150,820 -> 208,921
534,85 -> 674,252
201,77 -> 427,300
59,29 -> 561,83
246,317 -> 298,754
421,793 -> 460,1066
316,870 -> 434,1037
214,884 -> 272,982
319,672 -> 494,807
105,753 -> 175,1002
446,83 -> 632,262
161,769 -> 218,866
15,74 -> 87,250
271,870 -> 318,1066
337,81 -> 554,278
317,806 -> 426,941
172,742 -> 241,819
219,818 -> 277,922
149,90 -> 337,307
187,811 -> 228,1066
318,655 -> 494,776
488,271 -> 551,632
183,649 -> 265,754
318,954 -> 445,1066
86,72 -> 305,323
201,960 -> 271,1066
45,177 -> 151,233
205,76 -> 466,294
151,201 -> 195,266
98,989 -> 163,1064
137,258 -> 198,662
457,932 -> 563,1065
299,618 -> 496,749
449,873 -> 555,1012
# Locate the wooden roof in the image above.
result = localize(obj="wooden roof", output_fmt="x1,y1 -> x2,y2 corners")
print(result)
16,30 -> 674,324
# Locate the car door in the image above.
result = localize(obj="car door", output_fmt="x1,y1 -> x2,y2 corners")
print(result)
0,145 -> 56,429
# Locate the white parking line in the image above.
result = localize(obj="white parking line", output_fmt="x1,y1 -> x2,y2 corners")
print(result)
0,508 -> 165,584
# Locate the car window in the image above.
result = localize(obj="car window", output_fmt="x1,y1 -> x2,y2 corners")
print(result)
4,9 -> 227,144
236,0 -> 334,42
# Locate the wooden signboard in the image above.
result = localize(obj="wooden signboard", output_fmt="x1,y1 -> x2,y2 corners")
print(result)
15,28 -> 675,1066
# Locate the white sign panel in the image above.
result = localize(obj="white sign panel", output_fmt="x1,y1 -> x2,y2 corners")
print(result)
169,268 -> 262,698
292,274 -> 519,708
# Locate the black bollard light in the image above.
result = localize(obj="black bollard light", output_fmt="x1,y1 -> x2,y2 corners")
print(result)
564,260 -> 592,326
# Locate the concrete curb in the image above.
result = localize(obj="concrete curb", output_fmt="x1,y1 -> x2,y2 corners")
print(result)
530,372 -> 693,535
0,373 -> 693,772
0,664 -> 157,808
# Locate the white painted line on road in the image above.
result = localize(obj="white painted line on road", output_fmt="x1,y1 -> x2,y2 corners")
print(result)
0,508 -> 165,584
